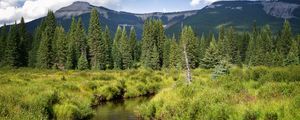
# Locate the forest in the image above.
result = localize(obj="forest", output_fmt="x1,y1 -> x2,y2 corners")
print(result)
0,8 -> 300,120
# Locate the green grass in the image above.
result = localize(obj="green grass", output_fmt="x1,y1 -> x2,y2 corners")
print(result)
0,68 -> 174,120
137,66 -> 300,120
1,66 -> 300,120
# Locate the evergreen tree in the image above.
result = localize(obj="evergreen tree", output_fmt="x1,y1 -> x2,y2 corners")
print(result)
66,17 -> 77,69
150,45 -> 160,70
180,26 -> 198,68
36,11 -> 56,68
0,24 -> 7,64
201,35 -> 221,69
54,26 -> 67,69
103,26 -> 113,69
4,23 -> 20,67
112,26 -> 122,69
198,34 -> 206,62
277,20 -> 292,56
212,59 -> 230,80
76,18 -> 87,64
77,52 -> 89,70
169,36 -> 181,68
163,37 -> 171,68
271,50 -> 284,67
120,27 -> 132,69
129,27 -> 137,62
141,19 -> 165,69
284,39 -> 299,66
18,17 -> 29,66
29,19 -> 47,67
88,8 -> 102,70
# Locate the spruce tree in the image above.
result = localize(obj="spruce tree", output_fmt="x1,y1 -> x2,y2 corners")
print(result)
141,19 -> 165,69
0,24 -> 7,64
180,26 -> 198,68
198,34 -> 206,62
120,27 -> 132,69
103,26 -> 113,69
163,37 -> 171,68
66,17 -> 77,69
112,26 -> 122,69
284,39 -> 299,66
201,35 -> 221,69
29,19 -> 47,67
54,26 -> 67,69
76,18 -> 87,64
88,8 -> 102,70
277,20 -> 292,56
18,17 -> 29,66
4,23 -> 20,67
150,45 -> 160,70
169,36 -> 180,68
78,52 -> 89,70
129,27 -> 137,62
36,11 -> 56,68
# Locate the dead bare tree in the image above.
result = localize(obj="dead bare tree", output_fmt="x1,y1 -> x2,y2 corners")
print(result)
183,45 -> 192,85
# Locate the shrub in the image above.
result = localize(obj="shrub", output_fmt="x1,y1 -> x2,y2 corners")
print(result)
243,109 -> 260,120
53,103 -> 79,120
264,111 -> 278,120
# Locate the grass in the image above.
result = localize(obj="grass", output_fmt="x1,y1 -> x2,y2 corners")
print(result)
0,68 -> 174,120
137,66 -> 300,120
0,66 -> 300,120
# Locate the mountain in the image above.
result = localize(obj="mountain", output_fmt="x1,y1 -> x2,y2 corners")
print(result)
167,0 -> 300,36
24,1 -> 197,38
23,0 -> 300,38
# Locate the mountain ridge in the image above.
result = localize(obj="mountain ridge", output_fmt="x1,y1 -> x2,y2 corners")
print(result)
12,0 -> 300,38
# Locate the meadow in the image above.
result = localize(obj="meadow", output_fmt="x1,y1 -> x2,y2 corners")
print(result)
0,66 -> 299,120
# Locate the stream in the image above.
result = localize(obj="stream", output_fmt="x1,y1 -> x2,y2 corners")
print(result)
92,97 -> 152,120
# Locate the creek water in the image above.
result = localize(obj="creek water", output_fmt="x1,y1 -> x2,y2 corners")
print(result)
92,97 -> 151,120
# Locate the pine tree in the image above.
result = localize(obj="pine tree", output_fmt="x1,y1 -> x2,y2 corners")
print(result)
103,26 -> 113,69
271,50 -> 284,67
277,20 -> 292,56
169,37 -> 181,68
76,18 -> 87,64
88,8 -> 102,70
54,26 -> 67,69
0,24 -> 7,64
163,37 -> 171,68
36,11 -> 56,68
77,52 -> 89,70
120,27 -> 132,69
198,34 -> 206,62
212,59 -> 230,80
4,23 -> 20,67
141,19 -> 165,69
129,27 -> 137,62
18,17 -> 29,67
284,39 -> 299,66
180,26 -> 198,68
150,45 -> 160,70
66,17 -> 77,69
201,35 -> 221,69
112,26 -> 122,69
29,19 -> 47,67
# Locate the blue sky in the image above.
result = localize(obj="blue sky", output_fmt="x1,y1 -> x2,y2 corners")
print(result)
0,0 -> 217,25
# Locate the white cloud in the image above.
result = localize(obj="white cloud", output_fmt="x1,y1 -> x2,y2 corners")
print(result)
190,0 -> 218,7
0,0 -> 121,25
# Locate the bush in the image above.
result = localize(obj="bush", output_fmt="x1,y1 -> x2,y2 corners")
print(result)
264,111 -> 278,120
243,109 -> 260,120
53,103 -> 79,120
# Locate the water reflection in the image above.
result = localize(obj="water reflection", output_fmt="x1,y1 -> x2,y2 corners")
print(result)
93,97 -> 151,120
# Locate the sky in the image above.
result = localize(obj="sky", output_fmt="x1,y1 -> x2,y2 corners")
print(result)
0,0 -> 220,25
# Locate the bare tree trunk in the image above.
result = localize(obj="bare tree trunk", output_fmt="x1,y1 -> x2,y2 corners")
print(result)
183,45 -> 192,84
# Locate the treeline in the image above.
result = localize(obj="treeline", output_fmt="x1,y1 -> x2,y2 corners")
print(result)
0,8 -> 299,70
